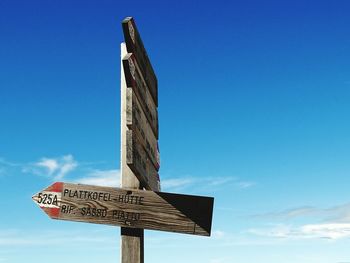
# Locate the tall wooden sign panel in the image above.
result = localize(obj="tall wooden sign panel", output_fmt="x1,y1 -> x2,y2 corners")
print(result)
121,42 -> 144,263
122,17 -> 160,193
121,17 -> 160,263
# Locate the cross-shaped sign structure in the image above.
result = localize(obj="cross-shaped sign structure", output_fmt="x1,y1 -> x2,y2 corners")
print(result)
32,17 -> 214,263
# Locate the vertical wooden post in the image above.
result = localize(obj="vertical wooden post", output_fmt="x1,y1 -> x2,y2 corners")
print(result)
121,42 -> 144,263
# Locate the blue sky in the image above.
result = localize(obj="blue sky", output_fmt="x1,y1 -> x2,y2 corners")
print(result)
1,0 -> 350,262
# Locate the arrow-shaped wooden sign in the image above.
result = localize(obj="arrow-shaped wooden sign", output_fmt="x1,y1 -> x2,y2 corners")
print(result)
32,182 -> 214,236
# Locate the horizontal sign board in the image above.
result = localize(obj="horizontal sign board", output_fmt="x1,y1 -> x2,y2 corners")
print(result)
123,53 -> 158,139
32,182 -> 214,236
126,87 -> 160,170
126,130 -> 160,191
122,17 -> 158,106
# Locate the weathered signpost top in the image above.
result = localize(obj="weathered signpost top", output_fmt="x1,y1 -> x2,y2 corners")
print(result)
32,17 -> 214,263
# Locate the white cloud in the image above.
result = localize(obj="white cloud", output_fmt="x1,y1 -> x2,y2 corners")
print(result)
253,206 -> 319,220
248,224 -> 293,239
212,230 -> 226,239
247,202 -> 350,241
20,155 -> 120,187
161,178 -> 195,190
161,176 -> 255,192
208,177 -> 234,186
0,158 -> 21,167
36,158 -> 59,175
26,154 -> 78,180
74,169 -> 120,187
0,229 -> 114,246
300,223 -> 350,239
253,203 -> 350,223
248,223 -> 350,240
236,181 -> 255,189
56,155 -> 77,180
0,158 -> 22,176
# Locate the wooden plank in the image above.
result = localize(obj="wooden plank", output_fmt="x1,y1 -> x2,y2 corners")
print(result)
123,53 -> 158,139
122,17 -> 158,106
121,42 -> 144,263
126,87 -> 160,170
121,43 -> 143,190
126,130 -> 160,192
32,182 -> 214,236
121,228 -> 144,263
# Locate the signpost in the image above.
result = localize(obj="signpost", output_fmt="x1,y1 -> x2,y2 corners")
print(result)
32,182 -> 214,236
32,16 -> 214,263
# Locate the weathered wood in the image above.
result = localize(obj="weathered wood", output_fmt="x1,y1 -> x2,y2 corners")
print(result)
122,17 -> 158,106
121,43 -> 143,190
126,87 -> 160,170
123,53 -> 158,139
32,182 -> 214,236
126,130 -> 160,191
121,228 -> 144,263
121,42 -> 144,263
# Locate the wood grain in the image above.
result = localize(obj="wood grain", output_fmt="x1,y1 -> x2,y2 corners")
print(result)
122,17 -> 158,106
126,87 -> 160,170
123,53 -> 158,139
121,42 -> 144,263
32,182 -> 214,236
126,130 -> 160,191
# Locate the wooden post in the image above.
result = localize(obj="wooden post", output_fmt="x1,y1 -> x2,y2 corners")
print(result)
121,42 -> 144,263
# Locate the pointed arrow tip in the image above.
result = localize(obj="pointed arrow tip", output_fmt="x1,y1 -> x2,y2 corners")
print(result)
31,183 -> 63,220
32,192 -> 39,203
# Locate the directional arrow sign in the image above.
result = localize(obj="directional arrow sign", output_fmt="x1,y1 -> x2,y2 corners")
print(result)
32,182 -> 214,236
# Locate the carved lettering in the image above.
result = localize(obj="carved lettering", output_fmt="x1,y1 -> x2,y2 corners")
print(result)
115,194 -> 144,205
112,210 -> 141,224
61,205 -> 74,214
63,189 -> 112,201
81,207 -> 107,217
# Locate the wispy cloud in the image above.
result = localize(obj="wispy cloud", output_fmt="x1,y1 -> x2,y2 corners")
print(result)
4,155 -> 121,188
0,158 -> 22,167
301,223 -> 350,239
247,202 -> 350,241
161,175 -> 255,192
253,206 -> 319,220
236,181 -> 255,189
0,229 -> 115,246
211,230 -> 226,239
0,158 -> 24,177
253,203 -> 350,222
24,154 -> 78,180
248,223 -> 350,240
161,177 -> 196,190
74,169 -> 120,187
248,224 -> 295,239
